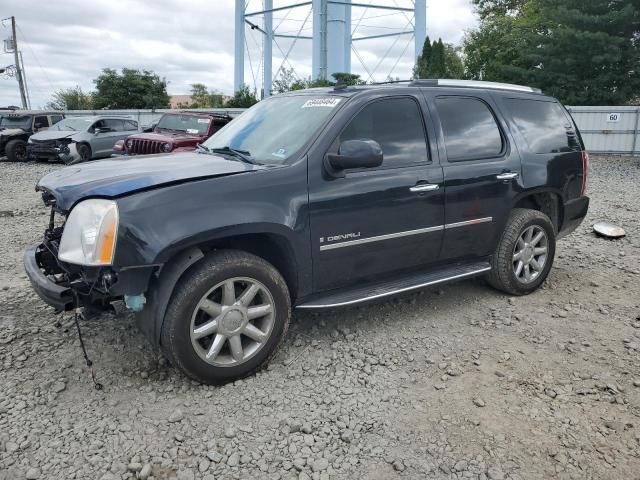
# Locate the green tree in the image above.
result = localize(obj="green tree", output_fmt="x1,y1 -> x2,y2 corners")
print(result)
464,0 -> 640,105
331,72 -> 364,86
225,84 -> 259,108
413,35 -> 432,78
414,37 -> 462,79
46,86 -> 93,110
92,68 -> 170,109
443,44 -> 465,79
188,83 -> 225,108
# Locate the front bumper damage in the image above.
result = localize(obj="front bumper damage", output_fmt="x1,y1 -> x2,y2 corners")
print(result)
23,206 -> 155,314
27,142 -> 80,164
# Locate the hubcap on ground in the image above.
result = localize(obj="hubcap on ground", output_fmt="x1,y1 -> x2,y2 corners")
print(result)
512,225 -> 548,284
190,277 -> 275,367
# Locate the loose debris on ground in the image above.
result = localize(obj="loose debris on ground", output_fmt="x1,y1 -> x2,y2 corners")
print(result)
1,155 -> 639,479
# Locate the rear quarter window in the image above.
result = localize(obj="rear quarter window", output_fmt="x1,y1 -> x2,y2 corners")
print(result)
436,96 -> 503,162
504,98 -> 575,153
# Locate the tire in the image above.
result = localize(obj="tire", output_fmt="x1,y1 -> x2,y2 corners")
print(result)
160,250 -> 291,385
75,144 -> 92,163
487,208 -> 556,296
5,139 -> 27,162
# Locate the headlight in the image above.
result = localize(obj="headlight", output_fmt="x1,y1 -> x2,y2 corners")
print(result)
161,143 -> 172,152
58,199 -> 119,266
126,139 -> 133,149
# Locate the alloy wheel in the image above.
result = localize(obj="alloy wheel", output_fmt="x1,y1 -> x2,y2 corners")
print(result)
512,225 -> 548,284
189,277 -> 276,367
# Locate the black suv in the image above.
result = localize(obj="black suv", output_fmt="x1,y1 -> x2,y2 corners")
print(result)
0,111 -> 65,161
24,80 -> 589,384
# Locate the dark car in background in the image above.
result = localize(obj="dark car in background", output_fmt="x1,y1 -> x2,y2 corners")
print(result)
28,116 -> 139,164
114,111 -> 232,156
0,111 -> 64,161
25,80 -> 589,385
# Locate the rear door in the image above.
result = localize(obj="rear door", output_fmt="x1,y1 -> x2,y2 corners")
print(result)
308,93 -> 445,292
425,91 -> 522,261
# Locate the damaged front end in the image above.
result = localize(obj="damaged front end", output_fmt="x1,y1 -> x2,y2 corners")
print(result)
27,138 -> 79,164
24,194 -> 127,313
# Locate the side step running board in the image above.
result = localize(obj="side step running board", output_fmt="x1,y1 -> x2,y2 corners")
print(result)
296,261 -> 491,309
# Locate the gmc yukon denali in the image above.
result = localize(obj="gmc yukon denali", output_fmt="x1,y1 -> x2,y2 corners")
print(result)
24,80 -> 589,385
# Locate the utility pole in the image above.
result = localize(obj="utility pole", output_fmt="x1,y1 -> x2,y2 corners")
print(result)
10,16 -> 28,109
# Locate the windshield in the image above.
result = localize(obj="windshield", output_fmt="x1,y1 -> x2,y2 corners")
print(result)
0,115 -> 30,130
156,114 -> 210,134
203,95 -> 344,165
51,118 -> 93,131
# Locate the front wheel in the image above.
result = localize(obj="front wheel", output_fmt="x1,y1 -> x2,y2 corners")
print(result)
487,208 -> 556,295
160,250 -> 291,385
5,139 -> 28,162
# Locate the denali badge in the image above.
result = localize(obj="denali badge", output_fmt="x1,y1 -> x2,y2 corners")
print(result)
321,232 -> 361,243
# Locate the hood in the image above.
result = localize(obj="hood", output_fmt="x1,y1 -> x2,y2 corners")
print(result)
0,128 -> 25,136
132,130 -> 205,144
29,130 -> 75,142
37,151 -> 266,211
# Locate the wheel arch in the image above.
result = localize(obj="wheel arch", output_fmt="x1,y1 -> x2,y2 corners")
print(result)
137,230 -> 299,346
513,189 -> 563,234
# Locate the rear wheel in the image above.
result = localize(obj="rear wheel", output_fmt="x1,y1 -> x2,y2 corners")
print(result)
160,250 -> 291,385
5,139 -> 27,162
487,208 -> 556,295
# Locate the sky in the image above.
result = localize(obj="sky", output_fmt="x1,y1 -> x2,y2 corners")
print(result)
0,0 -> 478,109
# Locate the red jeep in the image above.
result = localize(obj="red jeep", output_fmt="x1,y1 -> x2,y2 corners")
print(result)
114,111 -> 232,155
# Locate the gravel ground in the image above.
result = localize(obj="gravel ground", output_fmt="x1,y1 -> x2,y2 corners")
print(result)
0,155 -> 639,480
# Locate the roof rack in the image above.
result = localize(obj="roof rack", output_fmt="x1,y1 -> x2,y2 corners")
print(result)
411,79 -> 542,94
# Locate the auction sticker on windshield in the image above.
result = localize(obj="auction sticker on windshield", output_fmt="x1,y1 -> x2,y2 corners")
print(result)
302,98 -> 341,108
197,119 -> 211,124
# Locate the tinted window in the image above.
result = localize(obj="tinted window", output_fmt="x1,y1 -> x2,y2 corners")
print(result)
50,115 -> 63,125
124,120 -> 138,131
340,97 -> 428,167
104,119 -> 125,132
33,115 -> 49,129
505,98 -> 573,153
436,96 -> 503,162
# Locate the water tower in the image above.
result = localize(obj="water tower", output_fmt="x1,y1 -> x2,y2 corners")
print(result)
234,0 -> 426,97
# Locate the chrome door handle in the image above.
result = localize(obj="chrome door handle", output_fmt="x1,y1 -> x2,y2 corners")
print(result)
410,183 -> 439,193
496,172 -> 519,180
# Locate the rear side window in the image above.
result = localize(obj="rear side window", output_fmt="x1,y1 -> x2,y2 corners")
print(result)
340,97 -> 429,167
124,120 -> 138,130
104,119 -> 125,132
436,96 -> 503,162
50,115 -> 63,125
504,98 -> 573,153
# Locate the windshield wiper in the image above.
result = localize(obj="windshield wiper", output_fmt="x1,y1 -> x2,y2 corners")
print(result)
209,146 -> 260,165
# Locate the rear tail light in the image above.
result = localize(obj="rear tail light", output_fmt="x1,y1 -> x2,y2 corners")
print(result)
581,150 -> 589,195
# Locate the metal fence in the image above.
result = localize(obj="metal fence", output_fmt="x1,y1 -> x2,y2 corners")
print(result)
56,105 -> 640,156
61,108 -> 247,126
566,106 -> 640,156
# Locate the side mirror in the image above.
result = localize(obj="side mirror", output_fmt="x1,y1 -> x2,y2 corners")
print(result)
325,139 -> 383,177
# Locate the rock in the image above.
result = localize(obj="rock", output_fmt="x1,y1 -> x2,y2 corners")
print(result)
224,426 -> 236,438
207,451 -> 223,463
227,452 -> 240,467
25,468 -> 40,479
127,462 -> 142,472
473,397 -> 486,407
312,458 -> 329,472
5,442 -> 18,453
198,459 -> 210,472
545,388 -> 557,399
139,464 -> 152,480
633,379 -> 640,388
177,470 -> 195,480
487,466 -> 505,480
392,460 -> 406,472
168,409 -> 184,423
51,381 -> 66,393
454,460 -> 468,471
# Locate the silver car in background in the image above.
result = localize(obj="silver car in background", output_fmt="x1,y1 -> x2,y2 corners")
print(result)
27,116 -> 139,164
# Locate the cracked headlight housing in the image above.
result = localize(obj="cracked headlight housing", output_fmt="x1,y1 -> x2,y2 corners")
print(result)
58,199 -> 119,266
